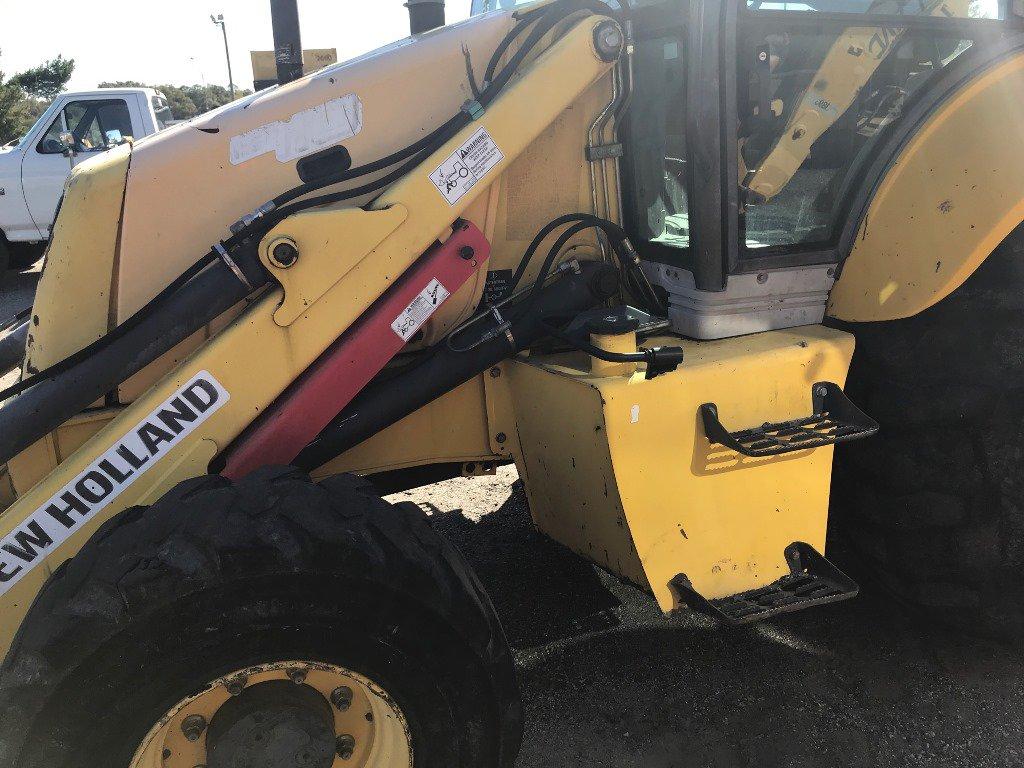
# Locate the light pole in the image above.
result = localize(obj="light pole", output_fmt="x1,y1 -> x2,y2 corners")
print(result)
210,13 -> 236,100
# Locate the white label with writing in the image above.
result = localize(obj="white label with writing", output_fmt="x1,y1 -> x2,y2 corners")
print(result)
391,278 -> 450,342
229,93 -> 363,165
428,127 -> 504,206
0,371 -> 230,596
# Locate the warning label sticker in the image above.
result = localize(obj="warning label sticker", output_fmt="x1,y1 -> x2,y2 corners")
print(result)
391,278 -> 451,341
429,127 -> 505,206
0,371 -> 229,597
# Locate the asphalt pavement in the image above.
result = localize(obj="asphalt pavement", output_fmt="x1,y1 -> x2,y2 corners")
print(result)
395,467 -> 1024,768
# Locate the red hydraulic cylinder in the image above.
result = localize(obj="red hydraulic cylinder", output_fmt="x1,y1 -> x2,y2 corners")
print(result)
221,220 -> 490,479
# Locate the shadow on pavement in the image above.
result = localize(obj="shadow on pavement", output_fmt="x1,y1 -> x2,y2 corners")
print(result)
433,483 -> 1024,768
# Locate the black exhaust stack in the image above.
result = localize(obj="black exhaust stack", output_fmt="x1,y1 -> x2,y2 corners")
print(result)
270,0 -> 304,85
406,0 -> 446,34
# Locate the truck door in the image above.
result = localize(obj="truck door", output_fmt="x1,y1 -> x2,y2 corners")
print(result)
21,97 -> 133,238
20,110 -> 73,239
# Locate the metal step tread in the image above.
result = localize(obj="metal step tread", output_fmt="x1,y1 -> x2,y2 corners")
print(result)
700,381 -> 879,457
670,542 -> 859,625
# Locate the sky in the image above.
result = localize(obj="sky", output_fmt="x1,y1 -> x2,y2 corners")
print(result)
0,1 -> 473,92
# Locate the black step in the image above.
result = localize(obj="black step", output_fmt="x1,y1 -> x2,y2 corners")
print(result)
700,381 -> 879,457
670,542 -> 859,625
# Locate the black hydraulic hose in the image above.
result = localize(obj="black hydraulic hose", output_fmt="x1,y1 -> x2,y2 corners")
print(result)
294,261 -> 621,470
0,252 -> 268,466
270,113 -> 466,210
538,317 -> 684,379
484,0 -> 619,84
0,251 -> 220,403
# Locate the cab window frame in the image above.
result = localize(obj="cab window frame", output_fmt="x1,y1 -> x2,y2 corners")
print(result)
35,98 -> 132,156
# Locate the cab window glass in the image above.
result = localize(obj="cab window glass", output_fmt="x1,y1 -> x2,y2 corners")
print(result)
738,28 -> 973,251
67,100 -> 132,151
622,34 -> 690,248
38,99 -> 132,154
36,113 -> 68,154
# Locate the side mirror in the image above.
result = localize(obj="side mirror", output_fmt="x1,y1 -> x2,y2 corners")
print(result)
58,132 -> 76,158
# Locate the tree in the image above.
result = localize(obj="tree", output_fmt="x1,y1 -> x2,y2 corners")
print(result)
0,76 -> 31,146
0,51 -> 75,144
10,55 -> 74,100
99,82 -> 251,121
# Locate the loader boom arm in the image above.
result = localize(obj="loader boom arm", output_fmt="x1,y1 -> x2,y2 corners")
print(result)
0,14 -> 617,657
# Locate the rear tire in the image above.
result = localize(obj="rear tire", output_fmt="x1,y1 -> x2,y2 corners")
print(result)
0,466 -> 522,767
831,228 -> 1024,640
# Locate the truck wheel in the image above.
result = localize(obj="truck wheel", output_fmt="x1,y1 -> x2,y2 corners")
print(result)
0,466 -> 521,768
831,228 -> 1024,640
7,243 -> 44,270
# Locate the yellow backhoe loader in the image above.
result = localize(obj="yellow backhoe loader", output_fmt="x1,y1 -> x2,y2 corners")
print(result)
1,0 -> 1023,765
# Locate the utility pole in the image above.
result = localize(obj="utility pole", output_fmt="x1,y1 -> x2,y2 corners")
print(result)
406,0 -> 446,34
270,0 -> 304,86
210,13 -> 236,100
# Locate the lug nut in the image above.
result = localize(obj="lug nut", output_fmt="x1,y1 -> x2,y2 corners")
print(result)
330,685 -> 354,711
336,734 -> 357,760
495,432 -> 507,444
271,240 -> 299,268
489,367 -> 501,378
287,668 -> 307,685
225,675 -> 247,696
181,714 -> 207,743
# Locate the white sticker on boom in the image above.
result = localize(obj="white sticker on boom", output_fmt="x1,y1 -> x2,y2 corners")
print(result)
229,93 -> 363,165
391,278 -> 450,341
429,127 -> 504,206
0,371 -> 230,597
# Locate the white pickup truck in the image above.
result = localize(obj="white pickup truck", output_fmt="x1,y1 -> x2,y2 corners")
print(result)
0,87 -> 173,270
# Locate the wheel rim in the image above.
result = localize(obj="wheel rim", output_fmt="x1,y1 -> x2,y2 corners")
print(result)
130,661 -> 413,768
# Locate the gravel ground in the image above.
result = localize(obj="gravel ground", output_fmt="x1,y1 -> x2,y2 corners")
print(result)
391,466 -> 1024,768
5,265 -> 1022,767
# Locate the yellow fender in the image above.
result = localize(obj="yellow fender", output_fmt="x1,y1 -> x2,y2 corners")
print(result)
828,50 -> 1024,322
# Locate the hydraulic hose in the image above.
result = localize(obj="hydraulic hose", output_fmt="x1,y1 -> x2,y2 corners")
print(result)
0,252 -> 267,466
294,261 -> 620,470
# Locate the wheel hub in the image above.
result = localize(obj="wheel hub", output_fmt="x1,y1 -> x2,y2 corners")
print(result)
207,680 -> 336,768
130,661 -> 412,768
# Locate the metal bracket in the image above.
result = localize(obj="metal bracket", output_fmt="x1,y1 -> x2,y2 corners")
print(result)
258,204 -> 408,327
585,143 -> 623,161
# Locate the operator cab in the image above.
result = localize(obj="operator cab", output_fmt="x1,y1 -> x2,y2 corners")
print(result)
616,0 -> 1017,337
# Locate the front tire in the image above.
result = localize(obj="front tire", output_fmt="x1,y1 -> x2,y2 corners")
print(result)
0,467 -> 522,768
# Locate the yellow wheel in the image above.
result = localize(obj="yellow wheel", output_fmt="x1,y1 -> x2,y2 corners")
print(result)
131,662 -> 412,768
0,469 -> 521,768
